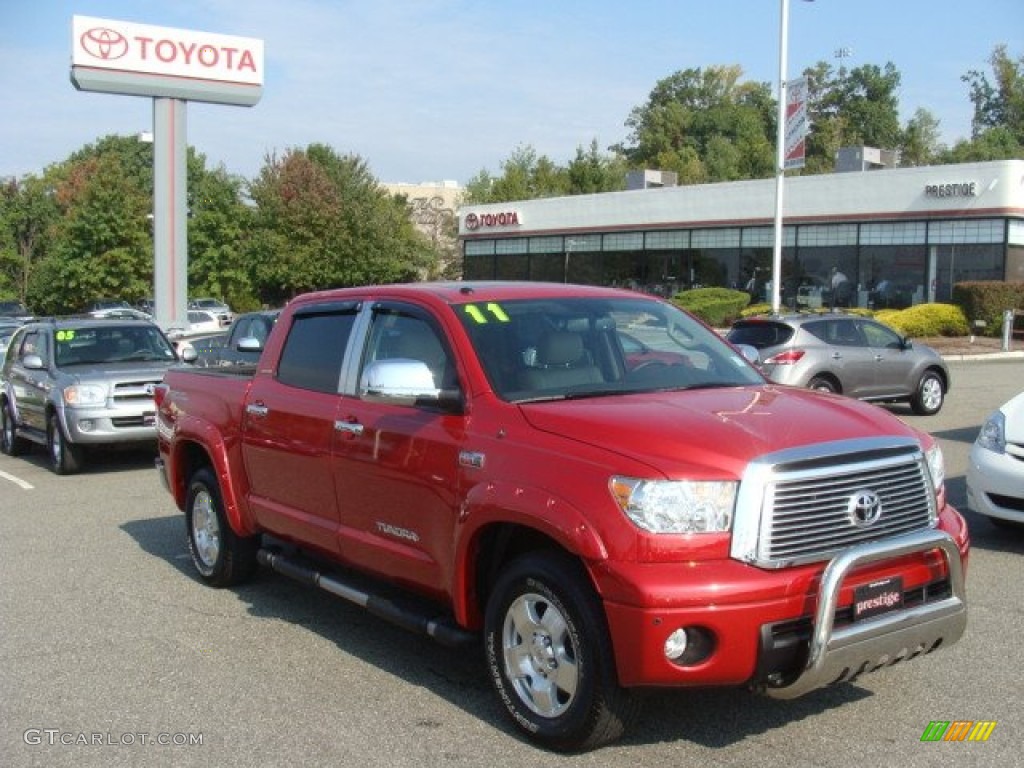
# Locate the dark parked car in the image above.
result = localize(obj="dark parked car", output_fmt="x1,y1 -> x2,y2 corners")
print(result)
0,300 -> 33,322
727,313 -> 950,415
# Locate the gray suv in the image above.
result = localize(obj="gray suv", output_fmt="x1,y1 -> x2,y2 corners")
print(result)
1,318 -> 180,473
727,313 -> 950,415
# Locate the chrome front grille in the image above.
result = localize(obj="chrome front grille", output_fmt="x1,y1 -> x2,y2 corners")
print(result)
112,379 -> 161,403
731,437 -> 939,568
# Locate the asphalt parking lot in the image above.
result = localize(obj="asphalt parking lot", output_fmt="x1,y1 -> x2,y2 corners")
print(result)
1,358 -> 1022,767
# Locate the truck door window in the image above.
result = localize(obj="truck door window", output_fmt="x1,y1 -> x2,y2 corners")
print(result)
364,312 -> 454,391
277,312 -> 355,393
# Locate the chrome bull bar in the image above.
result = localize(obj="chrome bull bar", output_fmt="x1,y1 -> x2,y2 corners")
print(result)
765,528 -> 967,700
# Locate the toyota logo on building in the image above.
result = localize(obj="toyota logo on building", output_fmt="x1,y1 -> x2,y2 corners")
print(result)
80,27 -> 130,61
464,212 -> 480,231
847,490 -> 883,527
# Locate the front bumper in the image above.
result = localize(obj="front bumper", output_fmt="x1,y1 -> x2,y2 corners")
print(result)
967,442 -> 1024,524
61,404 -> 157,445
599,528 -> 967,693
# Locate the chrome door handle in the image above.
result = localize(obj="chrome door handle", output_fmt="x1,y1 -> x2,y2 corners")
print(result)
334,420 -> 364,436
245,403 -> 268,417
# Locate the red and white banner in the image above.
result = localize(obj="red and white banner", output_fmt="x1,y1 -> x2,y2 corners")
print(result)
784,77 -> 808,170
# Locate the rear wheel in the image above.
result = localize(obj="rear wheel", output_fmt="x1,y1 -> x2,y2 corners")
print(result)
910,371 -> 944,415
484,552 -> 639,751
186,467 -> 258,587
807,375 -> 838,394
47,413 -> 83,474
1,401 -> 28,456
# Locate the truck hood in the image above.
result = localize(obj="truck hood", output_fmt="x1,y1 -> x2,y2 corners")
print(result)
518,385 -> 920,478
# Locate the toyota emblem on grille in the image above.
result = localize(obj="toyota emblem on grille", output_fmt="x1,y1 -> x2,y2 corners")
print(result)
848,490 -> 883,527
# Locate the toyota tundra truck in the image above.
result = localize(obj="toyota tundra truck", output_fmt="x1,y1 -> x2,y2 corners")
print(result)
154,282 -> 969,751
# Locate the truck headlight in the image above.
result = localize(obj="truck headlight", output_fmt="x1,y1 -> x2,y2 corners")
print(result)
925,443 -> 945,491
609,477 -> 736,534
63,384 -> 108,407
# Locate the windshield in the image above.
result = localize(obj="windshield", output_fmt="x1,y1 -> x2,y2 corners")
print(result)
54,325 -> 177,366
456,296 -> 764,403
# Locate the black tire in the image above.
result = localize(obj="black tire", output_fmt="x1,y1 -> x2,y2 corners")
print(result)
1,401 -> 29,456
47,412 -> 83,475
910,370 -> 945,415
484,552 -> 640,752
186,467 -> 258,587
807,375 -> 838,394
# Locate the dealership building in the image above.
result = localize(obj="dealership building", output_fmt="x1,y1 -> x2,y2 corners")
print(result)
458,159 -> 1024,310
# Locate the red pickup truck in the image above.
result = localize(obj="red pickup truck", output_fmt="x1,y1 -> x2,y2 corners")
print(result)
154,282 -> 969,751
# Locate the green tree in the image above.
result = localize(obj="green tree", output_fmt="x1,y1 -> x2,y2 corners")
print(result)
245,144 -> 435,305
463,145 -> 569,204
803,61 -> 903,173
185,158 -> 256,310
900,108 -> 944,167
0,175 -> 58,305
29,141 -> 152,314
963,45 -> 1024,143
613,65 -> 775,183
565,140 -> 627,195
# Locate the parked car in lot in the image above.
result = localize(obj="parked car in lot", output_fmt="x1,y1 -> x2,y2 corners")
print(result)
967,390 -> 1024,529
186,309 -> 224,334
0,300 -> 34,322
727,313 -> 949,415
89,307 -> 153,321
1,318 -> 181,474
188,298 -> 234,326
193,309 -> 279,367
0,322 -> 20,357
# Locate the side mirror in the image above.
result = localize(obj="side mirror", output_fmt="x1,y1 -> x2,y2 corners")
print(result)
179,346 -> 198,364
736,344 -> 760,364
237,336 -> 263,352
359,359 -> 461,411
22,353 -> 45,370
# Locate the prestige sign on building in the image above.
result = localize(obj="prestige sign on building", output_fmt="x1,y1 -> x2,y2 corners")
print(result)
71,15 -> 263,105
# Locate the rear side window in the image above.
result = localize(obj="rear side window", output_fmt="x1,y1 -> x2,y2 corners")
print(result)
277,312 -> 355,393
728,322 -> 793,348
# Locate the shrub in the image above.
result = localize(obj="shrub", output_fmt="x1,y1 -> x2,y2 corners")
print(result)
672,287 -> 751,327
953,281 -> 1024,337
879,303 -> 969,337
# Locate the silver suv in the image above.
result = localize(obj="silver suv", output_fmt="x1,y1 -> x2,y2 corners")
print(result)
727,313 -> 950,415
1,318 -> 181,473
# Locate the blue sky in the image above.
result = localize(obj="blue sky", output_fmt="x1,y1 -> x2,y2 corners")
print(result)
1,0 -> 1021,185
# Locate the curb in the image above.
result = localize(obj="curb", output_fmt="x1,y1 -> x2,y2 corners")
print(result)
941,350 -> 1024,362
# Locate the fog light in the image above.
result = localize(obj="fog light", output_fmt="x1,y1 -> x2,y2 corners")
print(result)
664,626 -> 716,667
78,419 -> 95,432
664,629 -> 689,660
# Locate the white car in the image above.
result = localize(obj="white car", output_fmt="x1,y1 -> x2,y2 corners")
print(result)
967,390 -> 1024,528
187,310 -> 223,334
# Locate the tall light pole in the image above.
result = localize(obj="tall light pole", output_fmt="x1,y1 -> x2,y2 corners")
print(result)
771,0 -> 811,314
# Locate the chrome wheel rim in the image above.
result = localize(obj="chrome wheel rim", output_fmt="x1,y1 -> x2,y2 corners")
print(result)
191,489 -> 221,569
922,378 -> 942,410
502,592 -> 578,718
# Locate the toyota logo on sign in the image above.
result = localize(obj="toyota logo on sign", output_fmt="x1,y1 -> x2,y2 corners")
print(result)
464,213 -> 480,231
848,490 -> 883,527
80,27 -> 129,60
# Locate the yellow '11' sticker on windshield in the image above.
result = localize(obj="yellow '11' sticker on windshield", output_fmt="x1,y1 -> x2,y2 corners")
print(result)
56,330 -> 76,341
463,303 -> 509,324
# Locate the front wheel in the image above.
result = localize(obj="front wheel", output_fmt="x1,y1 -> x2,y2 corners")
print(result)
186,467 -> 258,587
910,370 -> 945,415
1,401 -> 28,456
484,552 -> 639,752
47,412 -> 83,474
